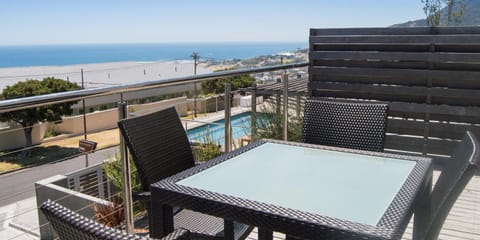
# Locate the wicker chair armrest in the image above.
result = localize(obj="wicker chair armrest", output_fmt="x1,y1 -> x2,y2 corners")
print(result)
160,228 -> 190,240
132,191 -> 151,201
132,191 -> 184,214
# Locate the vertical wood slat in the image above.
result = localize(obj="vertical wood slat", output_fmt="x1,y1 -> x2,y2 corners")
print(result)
423,44 -> 434,156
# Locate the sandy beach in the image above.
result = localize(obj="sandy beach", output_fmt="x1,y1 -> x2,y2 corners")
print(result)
0,61 -> 211,90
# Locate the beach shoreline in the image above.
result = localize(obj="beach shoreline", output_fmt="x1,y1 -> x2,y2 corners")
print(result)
0,60 -> 211,90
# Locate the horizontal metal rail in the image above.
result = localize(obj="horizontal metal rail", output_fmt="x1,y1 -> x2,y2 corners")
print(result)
0,62 -> 308,113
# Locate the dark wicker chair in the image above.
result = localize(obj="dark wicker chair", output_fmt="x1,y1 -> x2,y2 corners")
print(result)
118,107 -> 252,240
302,98 -> 389,152
421,131 -> 480,240
40,200 -> 190,240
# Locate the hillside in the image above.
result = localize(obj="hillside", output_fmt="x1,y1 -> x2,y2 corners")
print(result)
393,0 -> 480,27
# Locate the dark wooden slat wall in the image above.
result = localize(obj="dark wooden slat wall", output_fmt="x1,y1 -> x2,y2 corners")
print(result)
309,27 -> 480,162
310,27 -> 480,35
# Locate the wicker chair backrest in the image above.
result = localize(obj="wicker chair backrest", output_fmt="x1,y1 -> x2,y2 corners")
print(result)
302,98 -> 388,152
424,131 -> 480,239
40,200 -> 153,240
118,107 -> 195,191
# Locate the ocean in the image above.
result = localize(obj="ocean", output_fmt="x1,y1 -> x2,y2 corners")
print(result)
0,42 -> 307,68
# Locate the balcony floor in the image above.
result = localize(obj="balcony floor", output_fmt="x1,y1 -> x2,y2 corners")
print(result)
242,171 -> 480,240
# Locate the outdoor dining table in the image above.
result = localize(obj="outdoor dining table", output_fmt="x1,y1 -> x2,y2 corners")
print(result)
150,139 -> 433,240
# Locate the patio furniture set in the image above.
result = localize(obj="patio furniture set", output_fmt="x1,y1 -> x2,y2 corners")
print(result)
40,97 -> 480,240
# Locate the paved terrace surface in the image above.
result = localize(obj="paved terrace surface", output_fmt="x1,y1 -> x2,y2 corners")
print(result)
401,171 -> 480,240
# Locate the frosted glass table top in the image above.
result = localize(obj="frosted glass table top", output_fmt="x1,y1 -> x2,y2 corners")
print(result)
178,142 -> 417,226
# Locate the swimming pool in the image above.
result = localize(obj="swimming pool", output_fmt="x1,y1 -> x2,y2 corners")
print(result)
187,112 -> 255,144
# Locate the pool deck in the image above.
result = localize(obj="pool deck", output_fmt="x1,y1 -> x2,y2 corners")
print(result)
181,106 -> 251,130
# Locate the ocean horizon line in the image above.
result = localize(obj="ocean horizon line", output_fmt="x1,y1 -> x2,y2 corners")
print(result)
0,42 -> 307,68
0,41 -> 308,48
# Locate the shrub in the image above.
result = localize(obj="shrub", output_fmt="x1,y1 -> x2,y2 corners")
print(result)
255,104 -> 303,142
192,142 -> 222,162
101,152 -> 145,221
103,153 -> 142,194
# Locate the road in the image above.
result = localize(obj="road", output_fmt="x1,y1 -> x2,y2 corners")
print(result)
0,147 -> 118,207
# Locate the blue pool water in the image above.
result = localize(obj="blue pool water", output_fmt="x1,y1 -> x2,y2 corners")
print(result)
187,112 -> 254,144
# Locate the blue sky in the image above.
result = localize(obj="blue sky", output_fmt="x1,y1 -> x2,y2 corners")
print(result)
0,1 -> 425,45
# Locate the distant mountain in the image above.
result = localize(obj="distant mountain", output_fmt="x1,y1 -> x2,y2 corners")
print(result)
392,0 -> 480,27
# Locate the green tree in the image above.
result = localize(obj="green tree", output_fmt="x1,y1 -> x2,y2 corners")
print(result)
0,77 -> 81,157
422,0 -> 465,26
202,74 -> 256,94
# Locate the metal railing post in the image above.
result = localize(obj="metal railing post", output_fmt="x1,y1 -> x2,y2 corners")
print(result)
296,94 -> 301,118
192,52 -> 199,118
224,83 -> 232,152
118,101 -> 134,233
194,83 -> 198,118
81,68 -> 89,167
204,99 -> 207,115
283,73 -> 288,141
276,93 -> 281,115
251,83 -> 257,140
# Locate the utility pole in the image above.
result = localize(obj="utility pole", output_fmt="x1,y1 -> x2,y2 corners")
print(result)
191,52 -> 199,118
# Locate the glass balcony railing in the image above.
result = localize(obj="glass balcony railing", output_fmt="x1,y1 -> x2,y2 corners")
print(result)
0,62 -> 308,239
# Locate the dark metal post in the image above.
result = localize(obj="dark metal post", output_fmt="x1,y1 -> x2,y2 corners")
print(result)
224,83 -> 232,152
224,220 -> 234,240
81,68 -> 89,167
118,100 -> 134,233
283,73 -> 288,141
258,228 -> 273,240
251,83 -> 257,140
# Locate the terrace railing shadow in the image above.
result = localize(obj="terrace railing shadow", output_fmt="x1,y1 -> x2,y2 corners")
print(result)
0,145 -> 81,169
